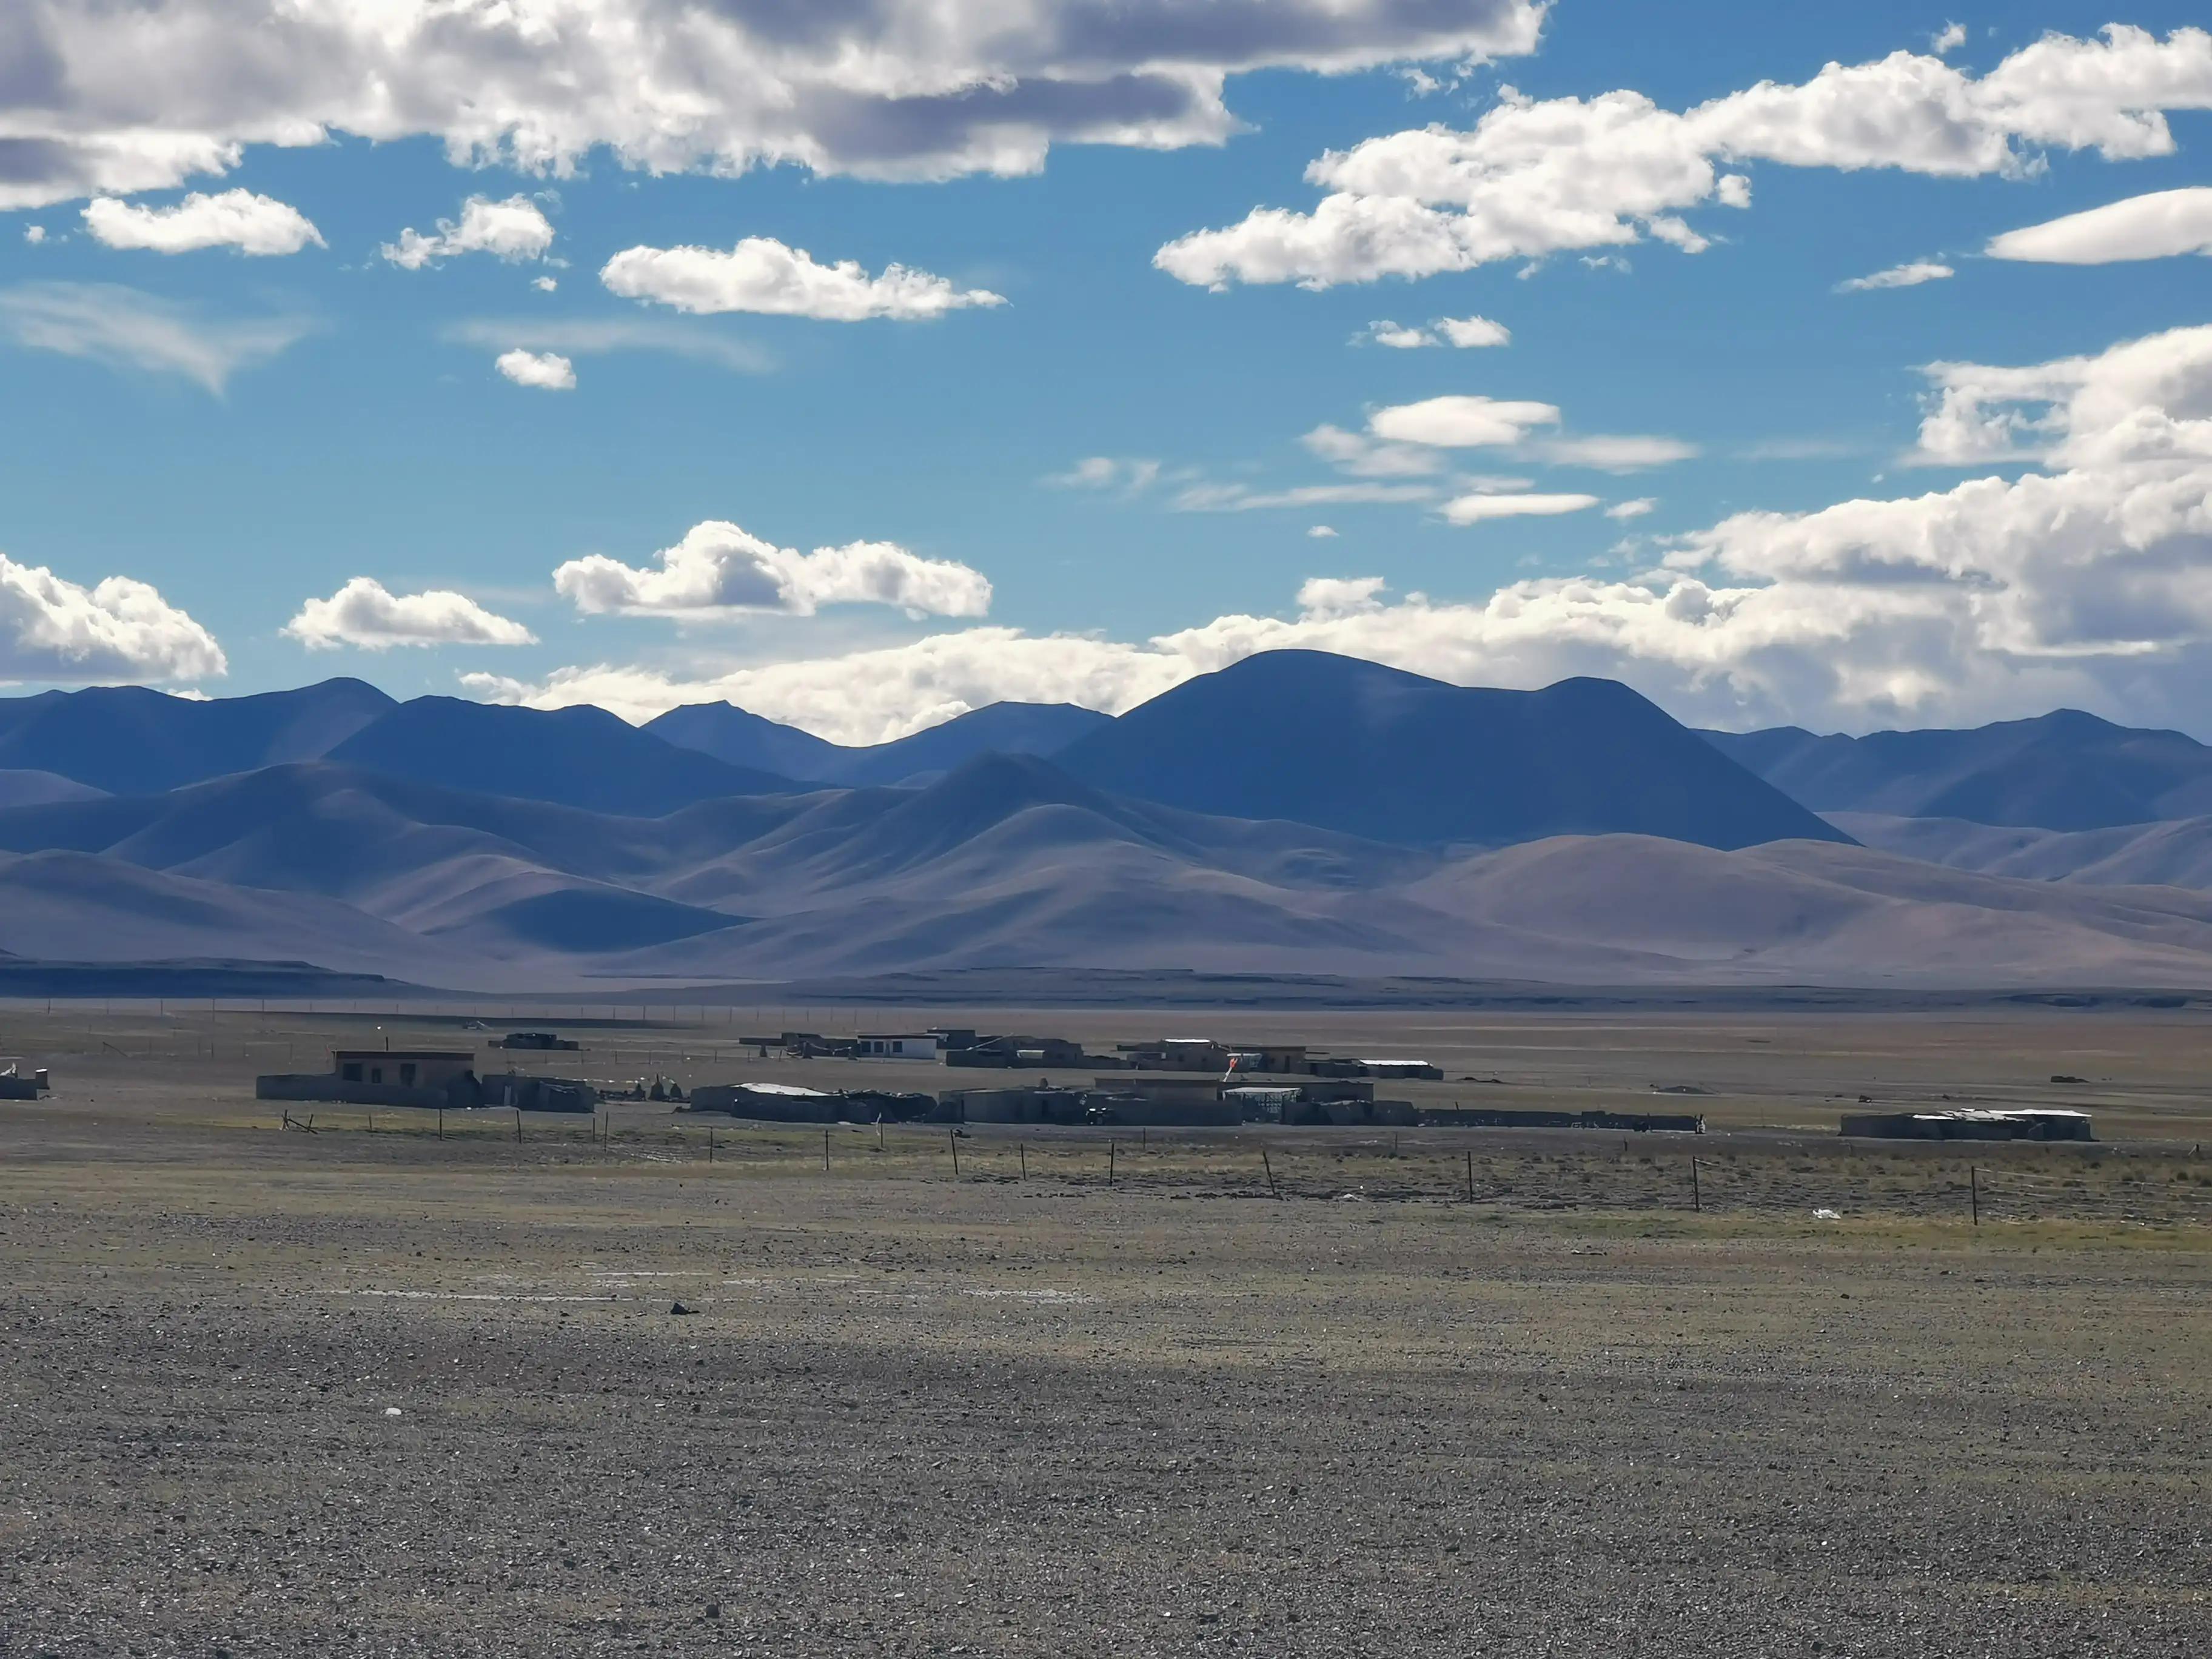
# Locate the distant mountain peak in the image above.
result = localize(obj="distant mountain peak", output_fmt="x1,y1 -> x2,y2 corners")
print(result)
648,695 -> 1110,785
327,695 -> 798,816
1056,654 -> 1846,851
1708,707 -> 2212,831
0,676 -> 397,795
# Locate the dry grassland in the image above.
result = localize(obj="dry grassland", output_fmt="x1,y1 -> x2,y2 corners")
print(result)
1,1003 -> 2209,1654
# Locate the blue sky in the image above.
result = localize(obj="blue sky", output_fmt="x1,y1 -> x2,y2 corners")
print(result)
2,2 -> 2211,742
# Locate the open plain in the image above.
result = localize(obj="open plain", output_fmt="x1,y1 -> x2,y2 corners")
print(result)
2,1001 -> 2211,1655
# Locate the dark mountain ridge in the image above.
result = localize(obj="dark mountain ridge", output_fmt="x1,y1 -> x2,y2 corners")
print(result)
645,699 -> 1111,785
0,679 -> 394,794
1056,651 -> 1849,850
326,697 -> 797,816
1705,708 -> 2212,830
0,739 -> 2205,987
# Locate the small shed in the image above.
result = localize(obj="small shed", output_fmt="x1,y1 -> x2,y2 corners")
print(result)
689,1082 -> 846,1122
1841,1107 -> 2094,1142
0,1061 -> 49,1100
1355,1059 -> 1445,1081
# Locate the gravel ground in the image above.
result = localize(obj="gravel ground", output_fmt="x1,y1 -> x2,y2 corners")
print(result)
2,1100 -> 2208,1658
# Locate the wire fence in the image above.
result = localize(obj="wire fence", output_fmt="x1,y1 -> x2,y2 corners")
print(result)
244,1107 -> 2212,1230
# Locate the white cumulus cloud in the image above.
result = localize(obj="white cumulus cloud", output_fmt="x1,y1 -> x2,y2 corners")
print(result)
554,520 -> 993,620
601,237 -> 1004,321
80,189 -> 323,256
1436,314 -> 1512,347
1986,186 -> 2212,264
1356,313 -> 1510,348
464,321 -> 2212,746
1295,575 -> 1388,617
495,348 -> 575,390
0,550 -> 224,683
1911,322 -> 2212,469
1358,320 -> 1436,348
1156,25 -> 2212,289
0,2 -> 1546,210
1606,498 -> 1658,520
285,578 -> 536,651
382,196 -> 554,269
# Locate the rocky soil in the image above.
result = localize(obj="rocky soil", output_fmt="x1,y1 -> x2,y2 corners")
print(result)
1,1101 -> 2208,1657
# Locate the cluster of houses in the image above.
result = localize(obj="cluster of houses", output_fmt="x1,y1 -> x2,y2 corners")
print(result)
737,1027 -> 1447,1082
247,1033 -> 2116,1144
251,1026 -> 1707,1134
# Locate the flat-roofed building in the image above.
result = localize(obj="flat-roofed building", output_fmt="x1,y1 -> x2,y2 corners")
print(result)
1118,1038 -> 1232,1072
1841,1107 -> 2093,1142
856,1033 -> 942,1061
257,1049 -> 481,1108
332,1050 -> 475,1090
689,1082 -> 843,1122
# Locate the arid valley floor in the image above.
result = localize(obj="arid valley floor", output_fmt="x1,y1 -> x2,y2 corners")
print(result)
3,1001 -> 2210,1655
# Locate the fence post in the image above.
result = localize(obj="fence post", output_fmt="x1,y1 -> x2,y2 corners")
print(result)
1970,1164 -> 1980,1227
1464,1148 -> 1473,1204
709,1128 -> 716,1164
1691,1157 -> 1701,1214
437,1107 -> 444,1141
1262,1147 -> 1279,1200
1019,1141 -> 1027,1180
1108,1139 -> 1115,1187
822,1128 -> 831,1172
950,1129 -> 960,1177
514,1107 -> 523,1143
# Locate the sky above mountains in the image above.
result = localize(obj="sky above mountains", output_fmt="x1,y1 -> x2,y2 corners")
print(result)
2,1 -> 2211,744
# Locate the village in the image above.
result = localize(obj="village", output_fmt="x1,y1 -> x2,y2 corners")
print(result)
249,1023 -> 2095,1142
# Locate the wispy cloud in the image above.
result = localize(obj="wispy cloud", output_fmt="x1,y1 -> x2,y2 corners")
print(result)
1520,435 -> 1698,472
1045,457 -> 1162,493
1738,436 -> 1866,461
443,316 -> 771,374
1835,261 -> 1953,292
0,281 -> 310,393
1173,481 -> 1436,512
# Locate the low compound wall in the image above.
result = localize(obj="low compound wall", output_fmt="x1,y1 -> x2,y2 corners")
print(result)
255,1073 -> 468,1110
